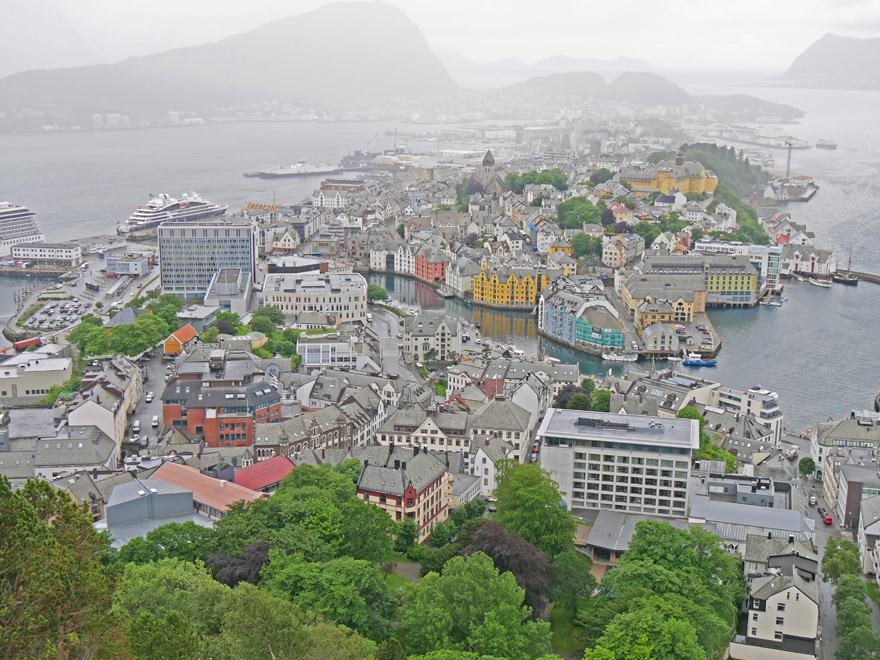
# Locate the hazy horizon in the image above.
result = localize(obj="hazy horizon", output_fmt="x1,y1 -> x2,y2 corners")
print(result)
4,0 -> 880,81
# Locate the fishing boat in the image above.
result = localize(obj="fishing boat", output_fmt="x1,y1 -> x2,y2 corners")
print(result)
808,277 -> 833,288
683,352 -> 717,367
601,349 -> 638,362
832,249 -> 859,285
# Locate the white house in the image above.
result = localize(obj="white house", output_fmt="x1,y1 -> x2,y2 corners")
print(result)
470,436 -> 515,497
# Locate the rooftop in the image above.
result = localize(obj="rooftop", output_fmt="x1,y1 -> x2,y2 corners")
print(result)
538,408 -> 699,451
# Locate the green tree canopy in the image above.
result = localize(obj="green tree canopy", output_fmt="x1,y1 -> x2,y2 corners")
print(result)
589,168 -> 614,185
399,552 -> 552,660
548,550 -> 597,615
556,197 -> 602,229
504,169 -> 569,194
368,285 -> 388,301
570,232 -> 602,258
494,460 -> 575,560
590,389 -> 611,412
821,537 -> 861,585
0,477 -> 126,659
798,457 -> 816,478
116,520 -> 215,565
633,221 -> 661,248
253,305 -> 286,325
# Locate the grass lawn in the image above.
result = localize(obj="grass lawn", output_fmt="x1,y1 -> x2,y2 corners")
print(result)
384,571 -> 411,593
549,603 -> 582,655
867,581 -> 880,609
434,383 -> 447,396
418,366 -> 429,378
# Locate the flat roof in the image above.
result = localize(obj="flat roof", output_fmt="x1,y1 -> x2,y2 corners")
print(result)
538,408 -> 699,450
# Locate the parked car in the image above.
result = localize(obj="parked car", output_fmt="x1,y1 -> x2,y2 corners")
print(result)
823,514 -> 833,526
145,392 -> 154,403
817,506 -> 826,517
808,495 -> 817,505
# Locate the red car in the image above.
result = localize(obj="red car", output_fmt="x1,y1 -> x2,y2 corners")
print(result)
823,514 -> 833,526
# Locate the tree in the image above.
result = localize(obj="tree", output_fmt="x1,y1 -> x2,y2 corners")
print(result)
589,168 -> 613,185
261,551 -> 395,640
836,626 -> 880,660
581,378 -> 596,392
494,460 -> 575,560
128,608 -> 200,660
549,550 -> 597,615
207,541 -> 273,587
557,197 -> 602,229
0,477 -> 127,659
250,315 -> 277,335
798,457 -> 816,478
832,574 -> 867,610
821,537 -> 861,585
200,326 -> 219,343
253,305 -> 286,325
419,542 -> 461,578
399,552 -> 551,660
590,389 -> 611,412
689,226 -> 704,242
428,518 -> 458,548
340,498 -> 395,562
633,221 -> 661,248
566,393 -> 592,411
215,311 -> 241,335
570,232 -> 602,258
612,221 -> 631,234
462,521 -> 552,616
553,384 -> 591,409
394,517 -> 419,553
368,285 -> 388,302
117,520 -> 215,565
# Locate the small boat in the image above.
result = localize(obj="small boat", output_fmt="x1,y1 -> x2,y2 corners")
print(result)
760,299 -> 785,307
832,248 -> 859,285
667,356 -> 683,362
808,277 -> 833,288
602,350 -> 639,362
683,352 -> 717,367
793,274 -> 806,282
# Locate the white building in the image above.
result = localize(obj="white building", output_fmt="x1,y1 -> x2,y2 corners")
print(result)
537,409 -> 699,516
403,311 -> 461,363
312,190 -> 350,209
262,272 -> 367,324
0,353 -> 73,400
11,243 -> 82,267
203,268 -> 253,315
296,332 -> 381,372
159,218 -> 258,297
394,243 -> 416,275
470,436 -> 515,497
740,575 -> 818,651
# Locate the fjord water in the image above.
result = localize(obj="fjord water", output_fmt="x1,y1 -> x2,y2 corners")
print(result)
0,87 -> 878,430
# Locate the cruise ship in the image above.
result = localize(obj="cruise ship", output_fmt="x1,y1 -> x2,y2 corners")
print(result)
118,192 -> 228,237
244,161 -> 341,178
0,201 -> 46,257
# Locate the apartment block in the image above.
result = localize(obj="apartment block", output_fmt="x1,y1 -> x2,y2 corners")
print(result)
537,409 -> 699,516
262,272 -> 367,324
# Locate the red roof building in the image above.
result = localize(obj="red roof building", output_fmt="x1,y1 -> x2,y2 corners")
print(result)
148,461 -> 268,518
234,455 -> 295,492
164,324 -> 199,355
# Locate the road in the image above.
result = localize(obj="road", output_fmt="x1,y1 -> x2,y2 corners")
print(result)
370,307 -> 418,384
126,353 -> 167,447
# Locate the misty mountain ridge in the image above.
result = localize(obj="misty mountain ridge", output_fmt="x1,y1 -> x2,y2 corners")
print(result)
782,33 -> 880,90
0,1 -> 457,114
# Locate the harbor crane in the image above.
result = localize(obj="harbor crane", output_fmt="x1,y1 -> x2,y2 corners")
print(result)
366,133 -> 379,158
784,141 -> 793,180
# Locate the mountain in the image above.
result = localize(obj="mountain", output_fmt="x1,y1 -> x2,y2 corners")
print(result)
0,1 -> 458,114
782,34 -> 880,90
607,72 -> 690,105
518,71 -> 609,97
532,55 -> 657,77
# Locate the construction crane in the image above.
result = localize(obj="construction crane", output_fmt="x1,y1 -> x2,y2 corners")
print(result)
784,141 -> 793,180
366,133 -> 379,158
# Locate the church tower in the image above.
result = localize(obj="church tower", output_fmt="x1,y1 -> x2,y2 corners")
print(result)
482,150 -> 496,182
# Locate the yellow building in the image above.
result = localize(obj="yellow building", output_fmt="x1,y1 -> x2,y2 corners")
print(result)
619,153 -> 719,197
621,272 -> 707,323
547,240 -> 574,256
472,266 -> 552,306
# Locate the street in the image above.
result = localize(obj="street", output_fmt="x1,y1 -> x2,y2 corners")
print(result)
128,353 -> 167,447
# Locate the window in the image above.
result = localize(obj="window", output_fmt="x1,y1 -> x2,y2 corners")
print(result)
778,603 -> 785,611
751,628 -> 757,636
752,613 -> 758,622
775,617 -> 784,626
774,632 -> 783,641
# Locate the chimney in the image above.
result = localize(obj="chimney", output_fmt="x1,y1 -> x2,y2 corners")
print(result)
394,459 -> 400,469
767,532 -> 772,540
675,152 -> 684,167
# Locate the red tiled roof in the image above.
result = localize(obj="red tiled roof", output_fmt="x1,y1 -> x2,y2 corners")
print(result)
148,461 -> 267,512
172,323 -> 199,344
234,455 -> 295,491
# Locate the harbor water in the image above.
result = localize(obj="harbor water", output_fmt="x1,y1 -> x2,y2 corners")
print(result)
0,86 -> 878,432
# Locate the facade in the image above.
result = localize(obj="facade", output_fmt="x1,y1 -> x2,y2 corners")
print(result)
403,311 -> 461,363
693,240 -> 783,294
203,268 -> 253,315
158,218 -> 258,297
376,408 -> 471,452
163,323 -> 199,355
357,446 -> 451,543
11,242 -> 82,267
810,412 -> 880,481
740,575 -> 818,652
716,385 -> 784,444
601,234 -> 644,268
105,252 -> 151,276
262,272 -> 367,324
34,425 -> 118,479
176,305 -> 219,333
619,154 -> 719,196
642,254 -> 759,307
537,409 -> 700,516
538,287 -> 624,350
0,353 -> 73,400
641,323 -> 679,355
296,332 -> 381,372
472,265 -> 550,307
857,496 -> 880,577
445,257 -> 482,296
621,272 -> 706,320
414,246 -> 450,283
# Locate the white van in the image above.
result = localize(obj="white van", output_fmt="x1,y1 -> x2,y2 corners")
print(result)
152,415 -> 159,428
131,420 -> 140,433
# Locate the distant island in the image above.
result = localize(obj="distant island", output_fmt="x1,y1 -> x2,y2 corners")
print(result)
781,33 -> 880,90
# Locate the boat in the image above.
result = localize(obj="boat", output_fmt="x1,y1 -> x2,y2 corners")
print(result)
759,299 -> 786,307
0,201 -> 46,257
807,277 -> 833,288
118,193 -> 228,237
793,274 -> 806,282
244,161 -> 341,178
682,352 -> 717,367
601,349 -> 639,362
667,356 -> 683,362
816,139 -> 838,150
832,249 -> 859,285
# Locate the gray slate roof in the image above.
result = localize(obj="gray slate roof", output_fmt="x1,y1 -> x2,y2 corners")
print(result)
357,446 -> 447,497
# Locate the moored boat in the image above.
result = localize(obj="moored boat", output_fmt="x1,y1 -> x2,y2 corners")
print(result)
807,277 -> 833,288
683,352 -> 717,367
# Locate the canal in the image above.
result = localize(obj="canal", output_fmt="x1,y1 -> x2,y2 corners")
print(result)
369,273 -> 880,433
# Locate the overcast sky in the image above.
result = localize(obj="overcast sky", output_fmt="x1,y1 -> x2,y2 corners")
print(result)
6,0 -> 880,77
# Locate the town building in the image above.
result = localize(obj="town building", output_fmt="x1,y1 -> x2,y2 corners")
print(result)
414,246 -> 450,283
105,252 -> 152,277
619,153 -> 719,196
163,323 -> 199,356
601,234 -> 645,268
33,425 -> 118,479
176,305 -> 220,333
693,240 -> 783,294
641,254 -> 759,307
538,285 -> 625,351
621,272 -> 706,321
357,446 -> 451,543
0,351 -> 73,400
403,311 -> 461,363
11,242 -> 82,267
148,461 -> 268,519
295,331 -> 381,372
262,272 -> 367,324
158,217 -> 258,298
809,410 -> 880,481
472,265 -> 551,307
857,496 -> 880,578
537,409 -> 699,516
203,267 -> 253,315
233,454 -> 295,492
